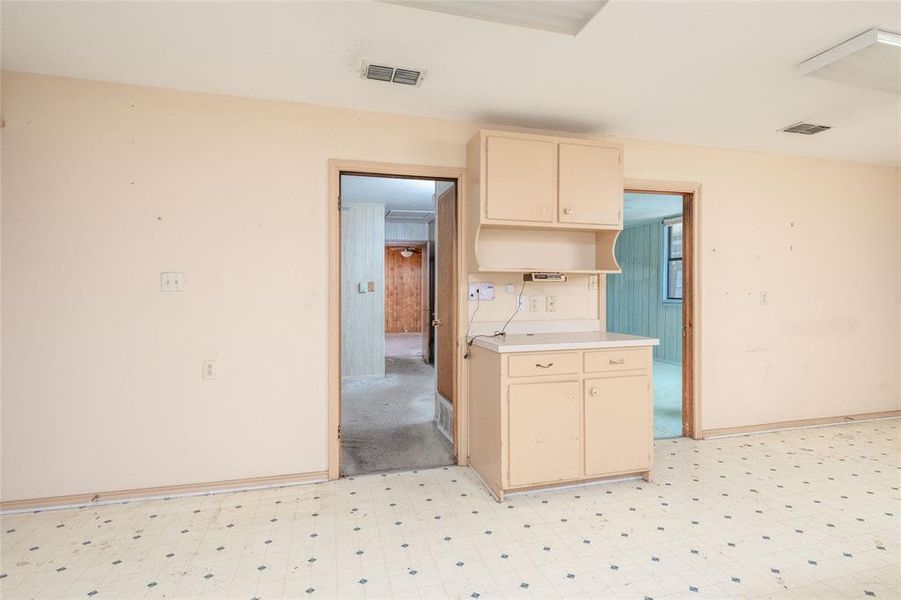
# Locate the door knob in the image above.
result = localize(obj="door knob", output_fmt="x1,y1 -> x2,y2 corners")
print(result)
432,319 -> 442,327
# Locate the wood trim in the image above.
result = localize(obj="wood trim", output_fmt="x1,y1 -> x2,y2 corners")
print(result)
624,178 -> 703,439
328,160 -> 468,479
1,471 -> 328,513
703,411 -> 901,439
681,192 -> 695,438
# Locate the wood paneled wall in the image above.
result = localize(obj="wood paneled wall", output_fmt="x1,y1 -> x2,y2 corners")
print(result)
606,220 -> 682,364
341,204 -> 385,377
385,246 -> 423,333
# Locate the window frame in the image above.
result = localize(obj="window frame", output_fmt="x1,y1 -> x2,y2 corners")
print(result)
662,217 -> 683,304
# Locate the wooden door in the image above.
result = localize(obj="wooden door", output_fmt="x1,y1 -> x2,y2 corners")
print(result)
584,375 -> 651,476
420,242 -> 431,363
558,143 -> 622,226
384,246 -> 422,333
436,186 -> 456,402
485,136 -> 556,223
508,381 -> 581,486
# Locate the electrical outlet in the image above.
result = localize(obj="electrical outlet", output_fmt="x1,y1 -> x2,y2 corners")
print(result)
202,360 -> 216,380
529,296 -> 541,312
517,296 -> 526,312
468,283 -> 495,301
161,272 -> 184,292
546,296 -> 557,312
588,275 -> 598,290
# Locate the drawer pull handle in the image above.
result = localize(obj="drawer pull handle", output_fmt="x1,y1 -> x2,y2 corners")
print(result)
590,388 -> 600,396
535,362 -> 554,369
609,358 -> 625,365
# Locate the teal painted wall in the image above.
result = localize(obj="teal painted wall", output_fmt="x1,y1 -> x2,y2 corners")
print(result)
606,220 -> 682,364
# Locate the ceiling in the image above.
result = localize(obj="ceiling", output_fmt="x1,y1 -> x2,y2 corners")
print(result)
623,193 -> 683,226
2,1 -> 899,165
341,175 -> 436,214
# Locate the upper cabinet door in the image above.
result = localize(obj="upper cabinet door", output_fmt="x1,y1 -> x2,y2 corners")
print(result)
558,143 -> 623,226
485,136 -> 556,223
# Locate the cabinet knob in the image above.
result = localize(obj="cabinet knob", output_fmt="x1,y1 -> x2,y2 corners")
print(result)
563,207 -> 573,215
591,388 -> 600,396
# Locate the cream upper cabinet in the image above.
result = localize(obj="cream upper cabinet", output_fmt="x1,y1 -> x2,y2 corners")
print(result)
558,143 -> 623,226
507,380 -> 581,486
584,375 -> 652,476
484,136 -> 556,223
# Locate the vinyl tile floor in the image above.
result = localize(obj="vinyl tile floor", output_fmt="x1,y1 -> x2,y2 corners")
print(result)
1,419 -> 898,600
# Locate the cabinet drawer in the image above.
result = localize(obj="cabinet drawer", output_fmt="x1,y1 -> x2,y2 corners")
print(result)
584,348 -> 650,373
508,353 -> 579,378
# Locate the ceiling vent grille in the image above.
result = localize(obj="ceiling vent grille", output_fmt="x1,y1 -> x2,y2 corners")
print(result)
392,68 -> 422,86
386,209 -> 434,222
782,122 -> 832,135
365,63 -> 395,82
362,61 -> 425,86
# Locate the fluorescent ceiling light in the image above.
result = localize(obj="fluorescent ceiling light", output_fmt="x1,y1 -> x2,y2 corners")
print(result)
379,1 -> 608,36
799,27 -> 901,94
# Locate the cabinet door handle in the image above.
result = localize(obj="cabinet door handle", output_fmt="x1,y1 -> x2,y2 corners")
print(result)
563,207 -> 573,215
609,358 -> 625,365
535,362 -> 554,369
590,388 -> 600,396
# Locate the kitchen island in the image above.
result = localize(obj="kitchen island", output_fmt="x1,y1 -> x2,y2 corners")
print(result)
468,331 -> 659,500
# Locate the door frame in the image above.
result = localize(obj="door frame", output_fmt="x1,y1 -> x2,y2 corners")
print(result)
624,178 -> 702,439
328,160 -> 467,479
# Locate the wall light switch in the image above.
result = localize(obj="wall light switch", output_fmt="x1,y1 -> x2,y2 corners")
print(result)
161,272 -> 184,292
358,282 -> 369,294
203,360 -> 216,380
529,296 -> 542,312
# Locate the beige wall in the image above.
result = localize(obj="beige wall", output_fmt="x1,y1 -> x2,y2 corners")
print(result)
1,71 -> 898,502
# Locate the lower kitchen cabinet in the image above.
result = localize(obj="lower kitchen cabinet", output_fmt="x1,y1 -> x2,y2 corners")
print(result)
508,381 -> 581,486
584,375 -> 652,476
468,342 -> 656,501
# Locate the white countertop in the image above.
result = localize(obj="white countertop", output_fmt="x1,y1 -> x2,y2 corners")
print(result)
471,331 -> 660,353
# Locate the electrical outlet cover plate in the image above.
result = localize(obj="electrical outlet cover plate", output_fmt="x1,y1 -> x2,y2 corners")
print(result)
161,272 -> 184,292
469,283 -> 495,301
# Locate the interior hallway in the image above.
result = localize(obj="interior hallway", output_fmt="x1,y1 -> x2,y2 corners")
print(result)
385,333 -> 422,358
341,357 -> 453,476
2,419 -> 896,599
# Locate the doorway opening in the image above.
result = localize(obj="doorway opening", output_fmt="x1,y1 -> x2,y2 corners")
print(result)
338,173 -> 457,476
606,190 -> 696,439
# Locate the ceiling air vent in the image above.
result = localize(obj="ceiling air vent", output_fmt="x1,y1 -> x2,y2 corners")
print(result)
362,61 -> 426,86
392,68 -> 422,86
386,209 -> 434,222
365,63 -> 395,82
782,122 -> 832,135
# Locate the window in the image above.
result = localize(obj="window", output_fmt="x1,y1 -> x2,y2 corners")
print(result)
663,218 -> 683,302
